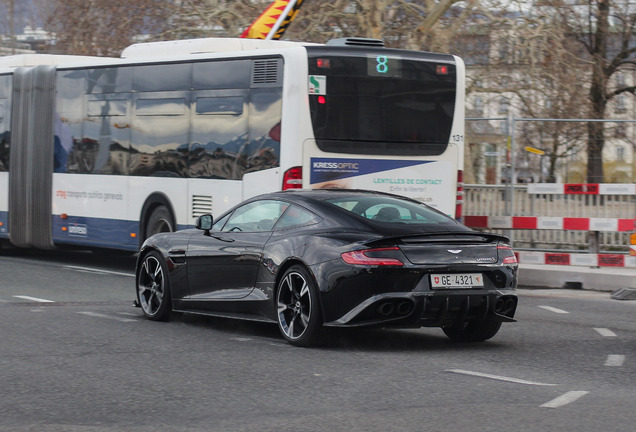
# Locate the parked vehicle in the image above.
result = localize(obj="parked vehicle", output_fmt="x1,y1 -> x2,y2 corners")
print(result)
135,189 -> 518,346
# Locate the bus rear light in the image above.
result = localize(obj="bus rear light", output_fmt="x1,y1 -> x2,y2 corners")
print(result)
283,166 -> 303,190
456,170 -> 464,221
316,58 -> 331,68
436,65 -> 449,75
318,95 -> 326,104
60,213 -> 68,219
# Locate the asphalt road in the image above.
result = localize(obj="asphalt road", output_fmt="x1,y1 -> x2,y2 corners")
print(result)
1,249 -> 635,432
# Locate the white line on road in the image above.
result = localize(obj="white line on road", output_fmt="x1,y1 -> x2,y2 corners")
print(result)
604,355 -> 625,367
446,369 -> 557,386
538,305 -> 569,314
13,295 -> 54,303
594,328 -> 617,337
77,311 -> 136,323
541,391 -> 589,408
63,265 -> 135,278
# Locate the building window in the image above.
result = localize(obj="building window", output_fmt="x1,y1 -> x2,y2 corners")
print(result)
473,97 -> 483,115
616,73 -> 626,87
617,146 -> 625,162
615,94 -> 627,114
498,97 -> 510,115
615,123 -> 626,138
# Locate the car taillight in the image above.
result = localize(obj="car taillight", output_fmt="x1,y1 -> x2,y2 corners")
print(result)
341,247 -> 404,266
497,244 -> 518,264
283,166 -> 302,190
456,170 -> 463,222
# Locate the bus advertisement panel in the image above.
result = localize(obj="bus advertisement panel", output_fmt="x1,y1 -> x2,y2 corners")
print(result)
308,157 -> 456,215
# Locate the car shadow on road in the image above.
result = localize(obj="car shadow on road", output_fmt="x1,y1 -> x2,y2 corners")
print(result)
170,312 -> 512,352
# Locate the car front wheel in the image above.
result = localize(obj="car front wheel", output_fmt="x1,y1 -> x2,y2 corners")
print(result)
136,251 -> 172,321
276,265 -> 323,347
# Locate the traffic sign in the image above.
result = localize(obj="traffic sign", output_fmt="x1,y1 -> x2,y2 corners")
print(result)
524,146 -> 545,155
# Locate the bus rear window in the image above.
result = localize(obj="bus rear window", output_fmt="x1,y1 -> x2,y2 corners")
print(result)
307,48 -> 456,156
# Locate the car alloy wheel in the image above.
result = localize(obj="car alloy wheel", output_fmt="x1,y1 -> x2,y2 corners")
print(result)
276,265 -> 323,346
137,251 -> 171,321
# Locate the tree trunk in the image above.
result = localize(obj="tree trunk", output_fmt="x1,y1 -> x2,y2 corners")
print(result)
586,0 -> 610,183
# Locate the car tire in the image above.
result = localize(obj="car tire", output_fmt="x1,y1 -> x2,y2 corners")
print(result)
145,205 -> 174,240
136,250 -> 172,321
442,319 -> 502,342
276,265 -> 323,347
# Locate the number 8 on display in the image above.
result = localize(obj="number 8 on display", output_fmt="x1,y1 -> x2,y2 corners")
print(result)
376,56 -> 388,74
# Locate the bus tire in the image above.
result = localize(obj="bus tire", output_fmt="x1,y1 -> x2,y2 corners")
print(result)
144,205 -> 174,240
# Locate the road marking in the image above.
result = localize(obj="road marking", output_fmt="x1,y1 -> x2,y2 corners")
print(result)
63,265 -> 134,278
541,391 -> 589,408
605,355 -> 625,367
538,305 -> 569,314
77,311 -> 136,323
116,312 -> 139,317
13,295 -> 54,303
594,328 -> 617,337
446,369 -> 557,386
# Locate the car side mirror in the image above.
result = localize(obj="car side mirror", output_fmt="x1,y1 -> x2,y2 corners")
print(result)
195,214 -> 213,232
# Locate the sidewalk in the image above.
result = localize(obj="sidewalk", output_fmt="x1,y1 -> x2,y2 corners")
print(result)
518,263 -> 636,292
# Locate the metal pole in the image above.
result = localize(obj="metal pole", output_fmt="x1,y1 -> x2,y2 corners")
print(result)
509,116 -> 516,247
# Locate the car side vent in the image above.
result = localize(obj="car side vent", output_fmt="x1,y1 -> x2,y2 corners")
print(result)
251,58 -> 282,87
326,38 -> 385,47
192,195 -> 213,218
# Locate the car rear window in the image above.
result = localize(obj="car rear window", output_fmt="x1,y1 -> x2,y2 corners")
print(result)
324,195 -> 452,224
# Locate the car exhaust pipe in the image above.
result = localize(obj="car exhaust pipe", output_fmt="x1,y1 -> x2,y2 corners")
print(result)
504,298 -> 516,314
495,297 -> 516,317
495,298 -> 506,314
396,301 -> 413,316
377,302 -> 395,316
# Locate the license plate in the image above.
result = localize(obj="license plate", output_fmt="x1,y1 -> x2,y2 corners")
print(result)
430,273 -> 484,289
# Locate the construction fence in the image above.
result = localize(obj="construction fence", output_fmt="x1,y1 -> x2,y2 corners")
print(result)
463,183 -> 636,253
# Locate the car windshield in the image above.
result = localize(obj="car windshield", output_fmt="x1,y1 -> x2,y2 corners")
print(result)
323,195 -> 454,224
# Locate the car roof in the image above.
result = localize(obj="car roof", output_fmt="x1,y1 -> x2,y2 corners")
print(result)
266,188 -> 418,202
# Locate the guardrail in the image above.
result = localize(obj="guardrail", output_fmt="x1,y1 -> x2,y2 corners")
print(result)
463,183 -> 636,253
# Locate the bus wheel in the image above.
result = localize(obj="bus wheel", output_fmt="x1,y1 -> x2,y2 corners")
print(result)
145,205 -> 174,240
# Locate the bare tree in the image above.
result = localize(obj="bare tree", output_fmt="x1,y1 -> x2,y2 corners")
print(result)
549,0 -> 636,183
43,0 -> 172,56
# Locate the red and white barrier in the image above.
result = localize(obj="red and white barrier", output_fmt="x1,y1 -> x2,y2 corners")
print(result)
527,183 -> 636,195
464,216 -> 636,232
517,251 -> 636,268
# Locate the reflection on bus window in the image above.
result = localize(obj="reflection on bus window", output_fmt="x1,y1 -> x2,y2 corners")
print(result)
53,59 -> 283,179
130,93 -> 189,177
245,88 -> 282,174
189,92 -> 249,180
196,97 -> 244,115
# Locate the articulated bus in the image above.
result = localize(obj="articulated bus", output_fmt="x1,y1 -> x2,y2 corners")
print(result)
0,37 -> 465,252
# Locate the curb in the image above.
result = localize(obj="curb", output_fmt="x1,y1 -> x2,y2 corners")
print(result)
518,264 -> 636,292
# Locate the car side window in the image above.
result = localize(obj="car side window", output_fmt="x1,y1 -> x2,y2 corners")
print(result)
222,200 -> 289,232
211,212 -> 230,232
275,204 -> 320,230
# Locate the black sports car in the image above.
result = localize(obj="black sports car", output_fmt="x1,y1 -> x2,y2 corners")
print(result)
135,189 -> 518,346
